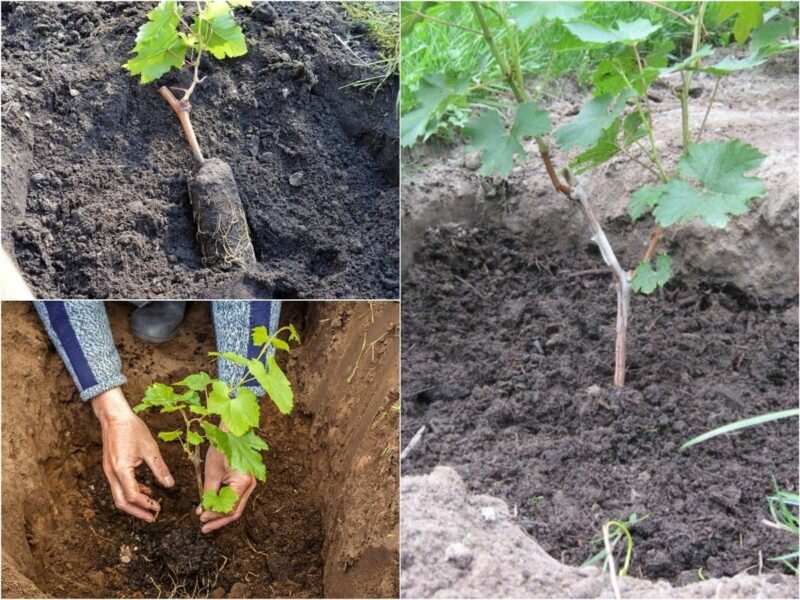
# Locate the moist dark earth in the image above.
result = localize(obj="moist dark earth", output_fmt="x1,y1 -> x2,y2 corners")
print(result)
401,224 -> 799,583
1,1 -> 398,299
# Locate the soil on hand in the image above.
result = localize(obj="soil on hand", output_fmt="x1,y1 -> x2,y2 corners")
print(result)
2,301 -> 399,598
401,225 -> 798,584
1,1 -> 398,299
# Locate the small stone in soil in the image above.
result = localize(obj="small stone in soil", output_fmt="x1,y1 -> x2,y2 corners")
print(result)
119,544 -> 133,564
252,3 -> 276,24
248,134 -> 260,157
210,587 -> 226,599
289,172 -> 304,187
228,582 -> 250,598
444,543 -> 473,570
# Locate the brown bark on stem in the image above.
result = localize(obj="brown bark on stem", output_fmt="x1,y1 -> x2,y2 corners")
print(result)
541,151 -> 573,196
191,444 -> 204,502
159,86 -> 205,166
642,226 -> 664,264
564,172 -> 631,387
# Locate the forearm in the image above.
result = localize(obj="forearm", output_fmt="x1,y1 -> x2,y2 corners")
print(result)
91,387 -> 133,425
35,301 -> 126,400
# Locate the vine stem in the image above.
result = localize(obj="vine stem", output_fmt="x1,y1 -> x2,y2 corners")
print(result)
409,10 -> 483,35
179,408 -> 205,501
679,1 -> 707,149
566,173 -> 631,387
695,75 -> 721,143
159,86 -> 205,165
472,1 -> 631,385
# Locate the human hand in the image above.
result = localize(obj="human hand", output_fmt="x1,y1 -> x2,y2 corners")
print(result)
91,387 -> 174,522
196,444 -> 256,534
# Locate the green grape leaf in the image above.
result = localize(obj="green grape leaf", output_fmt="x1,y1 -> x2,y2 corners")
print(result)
209,351 -> 250,367
511,2 -> 584,30
593,39 -> 672,97
287,324 -> 301,343
555,91 -> 633,150
271,338 -> 290,352
717,2 -> 763,45
622,111 -> 647,146
158,430 -> 182,442
202,423 -> 268,481
136,382 -> 177,412
659,45 -> 715,75
186,430 -> 204,445
564,18 -> 661,45
632,254 -> 673,294
571,120 -> 620,173
628,183 -> 663,222
124,0 -> 188,84
750,15 -> 798,53
697,53 -> 767,75
251,326 -> 269,347
176,389 -> 201,406
210,383 -> 260,436
200,0 -> 249,21
463,103 -> 550,177
637,140 -> 765,228
202,486 -> 239,513
248,357 -> 294,414
400,1 -> 441,36
174,371 -> 212,391
401,73 -> 470,146
192,4 -> 248,60
189,405 -> 210,416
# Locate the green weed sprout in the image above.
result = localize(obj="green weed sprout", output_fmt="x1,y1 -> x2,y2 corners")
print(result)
681,408 -> 800,450
682,409 -> 799,573
582,513 -> 649,577
401,1 -> 798,387
134,324 -> 300,514
763,483 -> 799,574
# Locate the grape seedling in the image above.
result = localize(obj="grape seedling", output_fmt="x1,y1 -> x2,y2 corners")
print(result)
124,0 -> 256,269
402,1 -> 798,386
134,324 -> 300,514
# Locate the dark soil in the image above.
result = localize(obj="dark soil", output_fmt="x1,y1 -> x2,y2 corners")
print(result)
54,304 -> 326,598
1,1 -> 398,299
401,224 -> 799,584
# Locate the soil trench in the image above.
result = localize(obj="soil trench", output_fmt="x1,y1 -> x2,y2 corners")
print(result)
1,1 -> 399,299
400,46 -> 799,589
401,225 -> 798,585
2,301 -> 399,598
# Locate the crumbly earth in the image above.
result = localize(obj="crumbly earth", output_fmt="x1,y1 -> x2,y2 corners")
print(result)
1,1 -> 398,299
400,45 -> 799,595
401,466 -> 799,599
2,301 -> 399,598
402,225 -> 798,584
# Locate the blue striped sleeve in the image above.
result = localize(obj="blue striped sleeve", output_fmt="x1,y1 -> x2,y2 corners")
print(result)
34,301 -> 127,401
211,300 -> 281,397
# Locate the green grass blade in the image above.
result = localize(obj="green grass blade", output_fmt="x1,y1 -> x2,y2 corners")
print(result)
680,409 -> 800,450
